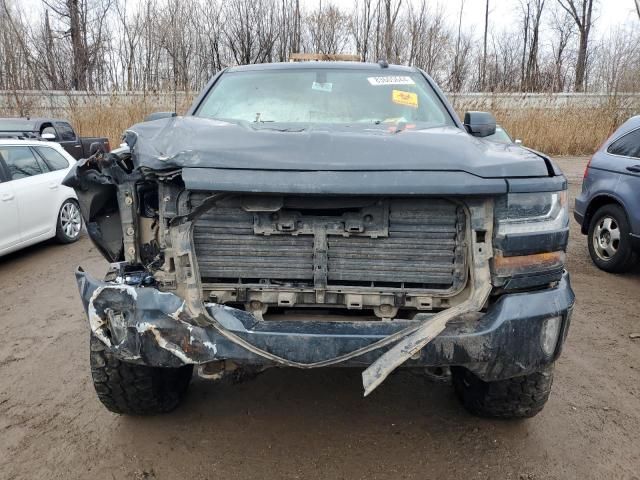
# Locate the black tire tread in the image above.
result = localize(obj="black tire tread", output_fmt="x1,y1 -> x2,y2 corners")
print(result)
452,365 -> 554,419
89,334 -> 193,415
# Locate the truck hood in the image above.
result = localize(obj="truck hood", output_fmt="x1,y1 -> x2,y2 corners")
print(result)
125,116 -> 551,178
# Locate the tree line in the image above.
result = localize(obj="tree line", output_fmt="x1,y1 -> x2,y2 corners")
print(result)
1,0 -> 639,94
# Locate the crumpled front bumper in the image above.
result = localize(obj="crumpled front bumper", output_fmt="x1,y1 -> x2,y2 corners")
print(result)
75,268 -> 574,382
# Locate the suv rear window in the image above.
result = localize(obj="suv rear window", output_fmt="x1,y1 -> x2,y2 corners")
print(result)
607,129 -> 640,159
196,68 -> 453,128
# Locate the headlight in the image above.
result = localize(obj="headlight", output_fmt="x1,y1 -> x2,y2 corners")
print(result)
496,191 -> 568,235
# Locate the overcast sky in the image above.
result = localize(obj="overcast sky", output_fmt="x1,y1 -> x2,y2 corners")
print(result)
445,0 -> 637,35
22,0 -> 640,41
323,0 -> 639,40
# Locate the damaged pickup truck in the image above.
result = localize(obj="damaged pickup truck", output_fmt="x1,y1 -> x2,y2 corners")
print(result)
65,62 -> 575,418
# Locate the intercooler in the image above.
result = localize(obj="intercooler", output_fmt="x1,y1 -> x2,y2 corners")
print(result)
190,194 -> 467,312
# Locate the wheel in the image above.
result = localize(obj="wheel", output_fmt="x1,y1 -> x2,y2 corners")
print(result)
587,204 -> 637,273
89,334 -> 193,415
55,199 -> 82,243
452,365 -> 554,419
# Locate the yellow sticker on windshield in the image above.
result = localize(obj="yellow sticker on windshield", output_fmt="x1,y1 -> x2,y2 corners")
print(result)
392,89 -> 418,108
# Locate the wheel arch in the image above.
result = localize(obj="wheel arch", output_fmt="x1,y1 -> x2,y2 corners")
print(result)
582,194 -> 627,235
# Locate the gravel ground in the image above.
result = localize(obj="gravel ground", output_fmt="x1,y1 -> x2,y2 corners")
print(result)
1,156 -> 639,480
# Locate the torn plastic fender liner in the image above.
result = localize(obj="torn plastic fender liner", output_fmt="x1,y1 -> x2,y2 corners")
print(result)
62,152 -> 140,262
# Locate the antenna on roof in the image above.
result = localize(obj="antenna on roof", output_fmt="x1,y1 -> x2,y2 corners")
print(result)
378,59 -> 389,68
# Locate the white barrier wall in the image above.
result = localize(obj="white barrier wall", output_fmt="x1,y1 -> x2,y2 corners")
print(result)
1,90 -> 640,117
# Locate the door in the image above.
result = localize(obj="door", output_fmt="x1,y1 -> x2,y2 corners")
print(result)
54,121 -> 82,158
0,145 -> 61,241
0,172 -> 20,253
605,127 -> 640,234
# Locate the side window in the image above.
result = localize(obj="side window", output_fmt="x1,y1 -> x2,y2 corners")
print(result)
54,122 -> 76,141
0,146 -> 44,180
34,146 -> 70,171
607,129 -> 640,159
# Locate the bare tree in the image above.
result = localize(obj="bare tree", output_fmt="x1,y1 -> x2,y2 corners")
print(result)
42,0 -> 112,90
593,27 -> 640,93
307,3 -> 350,54
557,0 -> 596,92
519,1 -> 531,89
382,0 -> 402,62
524,0 -> 545,91
549,5 -> 575,91
351,0 -> 375,62
449,0 -> 472,92
0,0 -> 636,96
480,0 -> 490,90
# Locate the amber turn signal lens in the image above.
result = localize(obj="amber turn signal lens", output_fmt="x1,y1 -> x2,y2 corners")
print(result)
493,251 -> 565,276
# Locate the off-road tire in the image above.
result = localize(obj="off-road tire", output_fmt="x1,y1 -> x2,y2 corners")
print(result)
587,204 -> 637,273
89,334 -> 193,415
452,365 -> 554,419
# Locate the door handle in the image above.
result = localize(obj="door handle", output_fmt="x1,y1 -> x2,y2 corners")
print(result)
74,145 -> 82,148
1,193 -> 14,201
48,183 -> 59,190
626,165 -> 640,173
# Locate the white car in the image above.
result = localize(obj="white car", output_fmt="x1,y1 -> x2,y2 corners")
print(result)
0,139 -> 82,256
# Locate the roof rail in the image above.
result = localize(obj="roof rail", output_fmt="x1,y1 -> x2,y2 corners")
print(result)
289,53 -> 360,62
0,131 -> 40,140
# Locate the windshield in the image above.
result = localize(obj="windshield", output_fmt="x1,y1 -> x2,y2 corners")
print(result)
0,119 -> 37,132
195,68 -> 454,128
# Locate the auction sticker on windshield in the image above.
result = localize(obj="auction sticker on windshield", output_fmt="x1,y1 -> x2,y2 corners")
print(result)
392,89 -> 418,108
367,76 -> 415,86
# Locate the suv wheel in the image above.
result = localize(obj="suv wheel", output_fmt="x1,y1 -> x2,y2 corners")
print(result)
587,204 -> 637,273
89,334 -> 193,415
56,199 -> 82,243
451,365 -> 554,419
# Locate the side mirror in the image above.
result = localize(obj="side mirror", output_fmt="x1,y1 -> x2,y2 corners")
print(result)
144,111 -> 177,122
514,139 -> 523,145
41,132 -> 56,141
89,141 -> 105,156
463,111 -> 496,138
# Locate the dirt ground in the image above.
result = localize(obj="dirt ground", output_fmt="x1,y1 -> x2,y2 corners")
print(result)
1,156 -> 639,480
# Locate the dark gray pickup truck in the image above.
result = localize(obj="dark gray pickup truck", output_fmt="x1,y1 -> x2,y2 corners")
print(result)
0,118 -> 110,159
65,62 -> 574,419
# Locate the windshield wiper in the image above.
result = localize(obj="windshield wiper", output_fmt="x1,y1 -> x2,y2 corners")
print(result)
253,113 -> 275,123
393,120 -> 407,134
